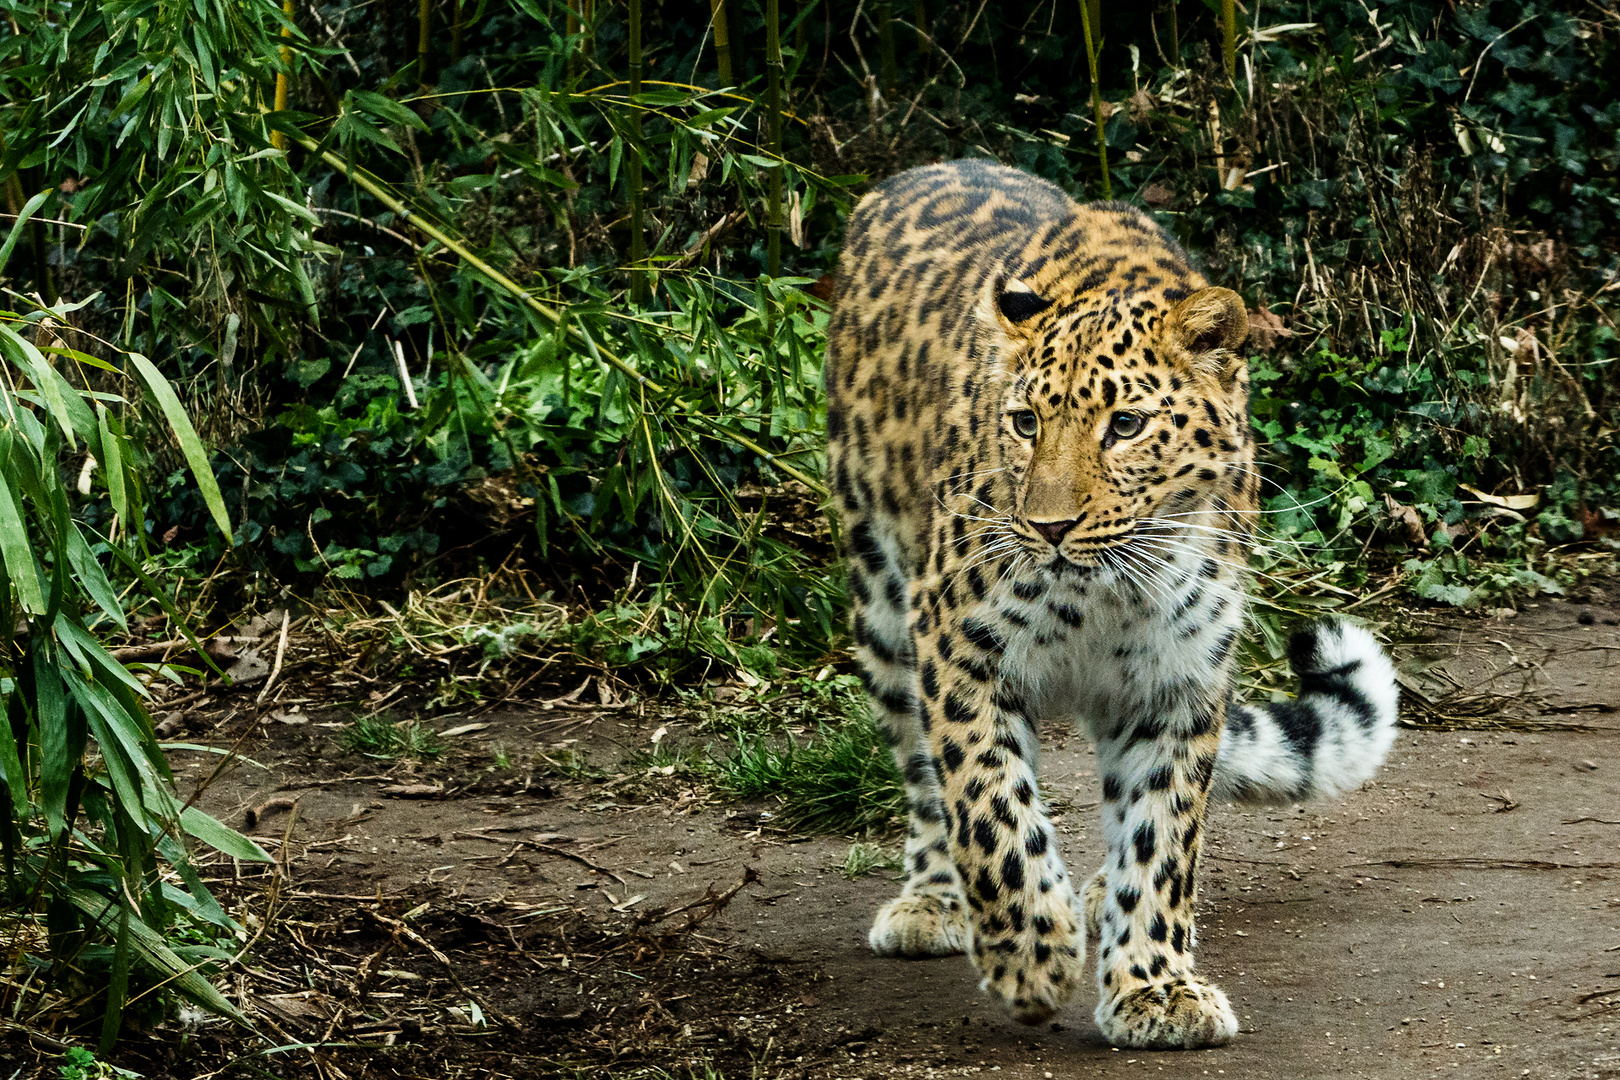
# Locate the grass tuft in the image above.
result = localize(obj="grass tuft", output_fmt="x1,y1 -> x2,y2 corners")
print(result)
711,712 -> 902,835
840,841 -> 901,880
537,747 -> 605,781
340,715 -> 446,760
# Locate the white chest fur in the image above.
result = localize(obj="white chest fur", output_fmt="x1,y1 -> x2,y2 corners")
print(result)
989,541 -> 1248,735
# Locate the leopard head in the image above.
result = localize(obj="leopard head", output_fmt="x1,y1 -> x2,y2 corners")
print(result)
988,275 -> 1254,574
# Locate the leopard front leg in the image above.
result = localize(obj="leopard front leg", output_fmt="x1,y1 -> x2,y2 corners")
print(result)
848,523 -> 969,958
1090,698 -> 1236,1049
914,601 -> 1083,1024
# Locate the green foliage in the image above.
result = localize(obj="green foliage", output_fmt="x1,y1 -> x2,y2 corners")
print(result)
1147,1 -> 1620,599
553,591 -> 801,680
1403,552 -> 1565,609
10,0 -> 1616,659
0,221 -> 266,1044
57,1047 -> 141,1080
0,0 -> 322,373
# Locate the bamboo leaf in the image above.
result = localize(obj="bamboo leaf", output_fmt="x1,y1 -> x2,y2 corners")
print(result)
351,90 -> 430,131
64,517 -> 126,631
126,352 -> 234,543
0,435 -> 47,614
71,678 -> 145,816
0,316 -> 82,448
155,853 -> 235,928
56,615 -> 148,697
96,404 -> 129,524
263,189 -> 322,226
291,256 -> 320,328
64,888 -> 250,1026
40,346 -> 121,373
0,190 -> 51,278
98,905 -> 133,1055
181,806 -> 272,861
0,692 -> 26,816
33,652 -> 80,838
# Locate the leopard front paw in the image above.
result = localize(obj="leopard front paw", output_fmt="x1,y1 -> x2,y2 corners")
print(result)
971,900 -> 1085,1024
1094,977 -> 1237,1049
868,894 -> 969,957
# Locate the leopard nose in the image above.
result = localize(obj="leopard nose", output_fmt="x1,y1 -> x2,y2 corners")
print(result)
1030,519 -> 1078,546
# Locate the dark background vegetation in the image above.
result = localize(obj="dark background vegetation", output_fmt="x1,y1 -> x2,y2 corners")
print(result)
7,0 -> 1617,666
0,0 -> 1618,1057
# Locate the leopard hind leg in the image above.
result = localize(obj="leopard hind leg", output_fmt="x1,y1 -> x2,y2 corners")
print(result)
846,519 -> 969,958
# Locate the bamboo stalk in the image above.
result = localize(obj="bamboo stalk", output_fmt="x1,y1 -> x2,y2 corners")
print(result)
763,0 -> 786,428
878,0 -> 897,99
764,0 -> 784,278
291,135 -> 827,496
379,0 -> 395,71
913,0 -> 929,54
1220,0 -> 1235,77
1167,0 -> 1179,64
271,0 -> 294,150
450,0 -> 463,62
566,0 -> 581,81
627,0 -> 646,303
417,0 -> 432,84
1078,0 -> 1111,199
709,0 -> 733,85
766,0 -> 784,277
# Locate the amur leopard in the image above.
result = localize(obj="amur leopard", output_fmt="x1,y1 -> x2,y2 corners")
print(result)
824,159 -> 1399,1049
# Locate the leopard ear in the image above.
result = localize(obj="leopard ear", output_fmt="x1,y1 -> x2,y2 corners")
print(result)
1170,287 -> 1248,380
996,277 -> 1053,327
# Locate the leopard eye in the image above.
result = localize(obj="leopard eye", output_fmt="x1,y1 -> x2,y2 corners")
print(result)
1109,412 -> 1146,440
1010,410 -> 1039,439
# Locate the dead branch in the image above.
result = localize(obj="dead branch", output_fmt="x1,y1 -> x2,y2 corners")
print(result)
633,866 -> 761,931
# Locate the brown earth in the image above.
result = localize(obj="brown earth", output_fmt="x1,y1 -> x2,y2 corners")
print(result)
6,597 -> 1620,1079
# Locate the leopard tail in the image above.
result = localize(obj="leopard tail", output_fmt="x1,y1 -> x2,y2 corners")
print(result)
1211,619 -> 1400,805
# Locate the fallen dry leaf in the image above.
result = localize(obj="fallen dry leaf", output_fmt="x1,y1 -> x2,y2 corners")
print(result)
1127,89 -> 1159,124
1139,181 -> 1176,209
253,992 -> 334,1024
1458,483 -> 1539,511
1246,306 -> 1294,350
1384,494 -> 1429,547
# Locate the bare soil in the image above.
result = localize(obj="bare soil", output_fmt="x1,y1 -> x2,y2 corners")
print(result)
7,597 -> 1620,1079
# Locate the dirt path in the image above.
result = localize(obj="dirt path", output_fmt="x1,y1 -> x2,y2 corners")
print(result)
10,599 -> 1620,1079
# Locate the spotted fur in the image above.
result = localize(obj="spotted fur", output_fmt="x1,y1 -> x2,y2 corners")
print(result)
824,160 -> 1398,1049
